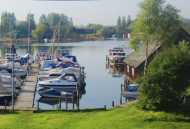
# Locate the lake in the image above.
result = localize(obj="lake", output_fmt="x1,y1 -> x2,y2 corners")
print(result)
0,40 -> 129,109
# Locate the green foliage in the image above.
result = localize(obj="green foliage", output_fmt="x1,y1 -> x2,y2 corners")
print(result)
27,13 -> 36,36
39,14 -> 48,24
15,21 -> 28,38
101,26 -> 116,38
139,42 -> 190,111
87,24 -> 104,35
0,12 -> 119,41
131,0 -> 181,48
32,23 -> 52,41
157,4 -> 181,46
32,13 -> 74,41
131,0 -> 164,44
0,12 -> 16,37
47,13 -> 61,29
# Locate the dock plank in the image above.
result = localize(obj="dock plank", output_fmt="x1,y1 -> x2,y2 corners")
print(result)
14,67 -> 38,110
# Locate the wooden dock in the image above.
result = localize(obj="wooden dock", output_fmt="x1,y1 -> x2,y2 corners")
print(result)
14,65 -> 39,111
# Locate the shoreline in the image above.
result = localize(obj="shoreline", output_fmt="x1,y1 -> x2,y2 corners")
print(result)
0,39 -> 128,47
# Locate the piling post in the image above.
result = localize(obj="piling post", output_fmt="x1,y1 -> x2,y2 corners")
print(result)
76,84 -> 80,111
112,101 -> 115,108
72,92 -> 75,110
37,100 -> 40,111
65,97 -> 68,111
125,97 -> 128,103
120,96 -> 122,105
104,105 -> 107,110
120,84 -> 123,105
121,84 -> 123,94
59,97 -> 61,110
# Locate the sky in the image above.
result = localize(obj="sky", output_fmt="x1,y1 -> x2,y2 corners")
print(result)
0,0 -> 189,25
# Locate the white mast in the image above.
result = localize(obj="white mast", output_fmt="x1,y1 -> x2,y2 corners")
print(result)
27,13 -> 31,54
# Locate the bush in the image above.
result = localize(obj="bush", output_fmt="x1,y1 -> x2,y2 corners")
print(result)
139,41 -> 190,111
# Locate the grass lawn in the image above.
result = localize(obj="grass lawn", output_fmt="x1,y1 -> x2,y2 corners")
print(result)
0,103 -> 190,129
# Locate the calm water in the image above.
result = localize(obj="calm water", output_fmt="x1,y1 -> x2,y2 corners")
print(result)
0,40 -> 129,109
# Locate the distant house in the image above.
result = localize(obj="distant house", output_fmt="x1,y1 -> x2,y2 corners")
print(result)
124,43 -> 161,81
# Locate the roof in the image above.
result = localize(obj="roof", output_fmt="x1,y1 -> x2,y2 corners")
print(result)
124,43 -> 161,68
124,19 -> 190,69
181,19 -> 190,35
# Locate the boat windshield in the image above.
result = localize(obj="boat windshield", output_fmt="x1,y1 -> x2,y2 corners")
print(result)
49,73 -> 61,77
113,53 -> 125,56
61,75 -> 76,82
128,85 -> 138,92
43,61 -> 54,68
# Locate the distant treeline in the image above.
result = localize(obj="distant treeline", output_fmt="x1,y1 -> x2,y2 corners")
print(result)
0,12 -> 132,43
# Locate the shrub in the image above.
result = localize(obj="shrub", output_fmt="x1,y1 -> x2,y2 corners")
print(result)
139,41 -> 190,111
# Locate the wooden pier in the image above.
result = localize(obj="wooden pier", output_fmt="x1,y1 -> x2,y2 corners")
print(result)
14,65 -> 39,111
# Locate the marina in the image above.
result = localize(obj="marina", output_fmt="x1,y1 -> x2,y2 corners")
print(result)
0,40 -> 135,111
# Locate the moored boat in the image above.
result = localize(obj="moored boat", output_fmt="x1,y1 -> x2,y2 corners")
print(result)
107,47 -> 126,66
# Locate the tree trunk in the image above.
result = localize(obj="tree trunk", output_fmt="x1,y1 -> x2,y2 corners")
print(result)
144,40 -> 149,75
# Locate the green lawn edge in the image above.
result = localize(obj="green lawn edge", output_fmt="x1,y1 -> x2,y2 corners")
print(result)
0,103 -> 189,129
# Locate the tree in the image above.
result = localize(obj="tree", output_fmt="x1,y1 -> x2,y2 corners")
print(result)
15,21 -> 28,38
46,13 -> 74,41
47,13 -> 60,29
32,14 -> 53,41
58,14 -> 74,39
126,15 -> 132,32
116,16 -> 122,38
87,24 -> 104,36
0,12 -> 16,37
27,13 -> 36,37
39,14 -> 48,24
32,23 -> 52,42
130,0 -> 180,74
158,4 -> 181,46
116,16 -> 132,39
139,42 -> 190,111
101,26 -> 116,39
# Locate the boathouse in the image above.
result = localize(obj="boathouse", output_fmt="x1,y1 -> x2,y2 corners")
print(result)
124,21 -> 190,81
124,43 -> 161,81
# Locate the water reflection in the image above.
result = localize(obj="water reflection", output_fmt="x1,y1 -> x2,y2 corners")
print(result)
106,65 -> 124,78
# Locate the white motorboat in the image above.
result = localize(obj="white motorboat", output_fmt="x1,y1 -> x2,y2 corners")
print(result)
38,67 -> 81,81
0,63 -> 27,79
107,47 -> 126,66
38,88 -> 74,98
38,73 -> 78,90
40,60 -> 56,71
0,74 -> 22,89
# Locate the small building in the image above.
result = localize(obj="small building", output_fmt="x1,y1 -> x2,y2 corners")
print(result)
124,43 -> 161,81
124,21 -> 190,81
